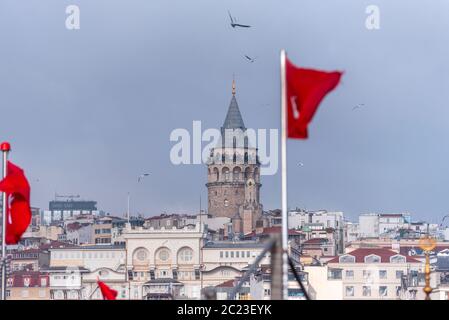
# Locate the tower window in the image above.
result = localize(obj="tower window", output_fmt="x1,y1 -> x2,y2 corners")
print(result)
224,199 -> 229,207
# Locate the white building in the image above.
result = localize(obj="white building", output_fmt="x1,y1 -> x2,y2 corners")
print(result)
344,221 -> 359,243
123,224 -> 206,300
49,245 -> 126,271
359,213 -> 411,238
288,210 -> 344,230
327,247 -> 423,300
304,265 -> 343,300
201,241 -> 270,287
359,213 -> 380,238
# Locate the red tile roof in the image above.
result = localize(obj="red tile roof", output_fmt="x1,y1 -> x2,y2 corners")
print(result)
40,241 -> 78,250
303,238 -> 328,245
246,227 -> 302,238
327,248 -> 421,263
216,279 -> 235,288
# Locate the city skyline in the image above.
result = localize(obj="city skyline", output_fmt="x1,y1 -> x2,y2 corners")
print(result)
1,1 -> 449,221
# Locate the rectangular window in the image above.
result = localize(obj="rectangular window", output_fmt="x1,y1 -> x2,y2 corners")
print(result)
345,270 -> 354,279
396,270 -> 403,279
247,251 -> 250,258
225,252 -> 229,258
230,251 -> 234,258
39,289 -> 46,298
345,286 -> 354,297
220,251 -> 223,258
362,286 -> 371,297
379,270 -> 387,279
379,286 -> 388,297
363,270 -> 372,280
21,290 -> 29,298
236,251 -> 239,258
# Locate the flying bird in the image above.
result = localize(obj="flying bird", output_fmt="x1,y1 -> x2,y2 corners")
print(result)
138,173 -> 150,182
298,162 -> 304,167
244,55 -> 257,63
352,103 -> 365,111
228,11 -> 251,28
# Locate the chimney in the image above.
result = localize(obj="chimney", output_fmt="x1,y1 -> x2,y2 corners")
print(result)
391,242 -> 400,253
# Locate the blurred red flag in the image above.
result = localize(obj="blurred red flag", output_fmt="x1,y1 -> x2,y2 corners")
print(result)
98,281 -> 118,300
0,161 -> 31,244
286,57 -> 342,139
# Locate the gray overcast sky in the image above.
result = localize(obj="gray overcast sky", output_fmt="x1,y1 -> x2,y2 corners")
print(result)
1,0 -> 448,222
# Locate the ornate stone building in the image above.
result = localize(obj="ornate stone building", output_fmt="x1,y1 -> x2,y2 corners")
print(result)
206,81 -> 263,236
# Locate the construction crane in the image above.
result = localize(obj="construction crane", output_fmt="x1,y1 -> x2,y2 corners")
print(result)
54,193 -> 81,201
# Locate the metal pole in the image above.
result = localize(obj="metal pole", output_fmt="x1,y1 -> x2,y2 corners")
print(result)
230,239 -> 276,300
127,192 -> 130,224
1,142 -> 10,300
87,284 -> 100,300
280,49 -> 289,300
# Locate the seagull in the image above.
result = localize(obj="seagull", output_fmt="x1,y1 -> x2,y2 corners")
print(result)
352,103 -> 365,111
228,11 -> 251,28
244,55 -> 257,63
138,173 -> 150,182
298,162 -> 304,167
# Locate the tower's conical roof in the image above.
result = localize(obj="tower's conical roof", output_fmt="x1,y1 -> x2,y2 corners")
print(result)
222,80 -> 245,130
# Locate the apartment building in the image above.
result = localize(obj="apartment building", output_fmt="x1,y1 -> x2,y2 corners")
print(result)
327,248 -> 422,300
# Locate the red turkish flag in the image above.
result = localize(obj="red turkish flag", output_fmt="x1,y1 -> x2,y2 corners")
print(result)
0,161 -> 31,244
97,281 -> 118,300
286,57 -> 342,139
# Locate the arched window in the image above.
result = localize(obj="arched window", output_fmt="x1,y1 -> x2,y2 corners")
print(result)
233,167 -> 241,181
213,167 -> 219,181
339,255 -> 355,263
178,247 -> 194,263
155,247 -> 171,262
244,167 -> 251,179
390,255 -> 406,263
133,247 -> 150,265
364,254 -> 381,263
222,167 -> 230,181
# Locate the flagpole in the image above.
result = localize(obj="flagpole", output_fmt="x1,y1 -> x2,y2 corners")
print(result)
280,49 -> 289,300
0,142 -> 10,300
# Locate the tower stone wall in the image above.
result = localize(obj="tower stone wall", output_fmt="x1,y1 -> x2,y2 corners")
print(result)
206,81 -> 262,236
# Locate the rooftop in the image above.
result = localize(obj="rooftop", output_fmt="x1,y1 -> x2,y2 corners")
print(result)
328,248 -> 421,263
49,244 -> 125,251
203,241 -> 265,249
222,88 -> 245,131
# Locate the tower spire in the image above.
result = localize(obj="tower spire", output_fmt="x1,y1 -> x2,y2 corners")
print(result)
232,75 -> 236,95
